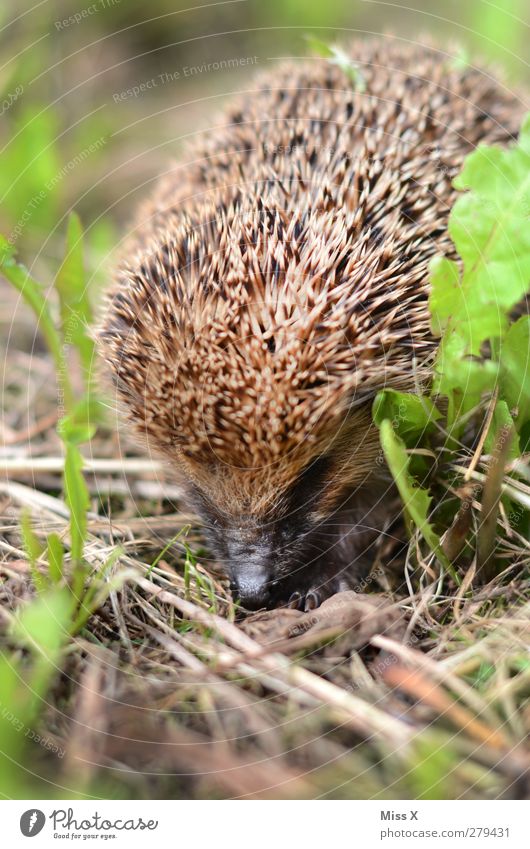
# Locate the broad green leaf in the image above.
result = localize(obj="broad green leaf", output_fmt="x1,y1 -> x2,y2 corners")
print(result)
11,588 -> 74,722
0,656 -> 29,770
429,257 -> 462,337
373,389 -> 441,445
12,587 -> 73,657
450,131 -> 530,320
430,114 -> 530,418
435,348 -> 498,412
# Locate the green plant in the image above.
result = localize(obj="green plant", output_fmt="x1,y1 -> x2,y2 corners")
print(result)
0,588 -> 75,796
373,114 -> 530,582
0,218 -> 125,795
305,36 -> 366,90
0,217 -> 123,607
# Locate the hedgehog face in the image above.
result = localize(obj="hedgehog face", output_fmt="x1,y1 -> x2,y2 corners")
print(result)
184,456 -> 329,609
177,406 -> 382,609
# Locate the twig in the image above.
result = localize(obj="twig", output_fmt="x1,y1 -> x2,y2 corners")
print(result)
0,410 -> 59,444
476,424 -> 515,582
371,634 -> 500,725
464,389 -> 498,482
134,574 -> 413,747
0,456 -> 165,474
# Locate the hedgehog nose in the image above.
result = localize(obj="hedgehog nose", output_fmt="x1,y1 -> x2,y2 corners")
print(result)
231,575 -> 271,610
227,535 -> 275,609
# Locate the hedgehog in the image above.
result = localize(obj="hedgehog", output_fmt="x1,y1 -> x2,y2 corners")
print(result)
99,38 -> 525,611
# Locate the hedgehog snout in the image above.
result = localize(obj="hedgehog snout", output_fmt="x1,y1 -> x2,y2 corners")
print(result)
226,533 -> 279,610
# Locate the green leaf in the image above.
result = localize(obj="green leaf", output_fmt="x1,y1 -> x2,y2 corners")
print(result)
430,115 -> 530,420
20,511 -> 46,593
64,441 -> 89,568
409,733 -> 458,800
46,533 -> 65,584
58,395 -> 106,443
373,390 -> 441,445
71,547 -> 126,633
54,213 -> 95,379
0,235 -> 73,410
60,421 -> 97,445
0,586 -> 74,795
0,656 -> 24,761
379,419 -> 453,574
450,154 -> 530,322
0,234 -> 16,265
429,257 -> 462,337
0,107 -> 61,228
450,127 -> 530,318
12,587 -> 73,657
